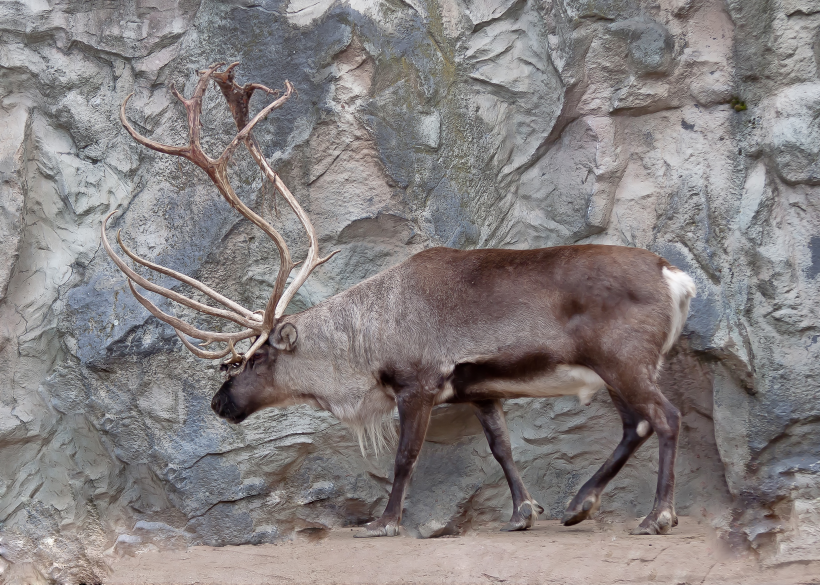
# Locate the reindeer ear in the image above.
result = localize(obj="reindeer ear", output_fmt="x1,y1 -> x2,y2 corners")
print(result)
271,322 -> 298,351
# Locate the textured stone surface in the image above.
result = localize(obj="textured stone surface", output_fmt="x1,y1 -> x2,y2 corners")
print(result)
0,0 -> 818,582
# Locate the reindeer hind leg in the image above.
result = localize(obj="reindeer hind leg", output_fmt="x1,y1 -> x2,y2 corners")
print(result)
627,385 -> 681,535
562,387 -> 653,526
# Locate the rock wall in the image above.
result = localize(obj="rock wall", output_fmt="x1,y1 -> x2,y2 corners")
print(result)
0,0 -> 818,582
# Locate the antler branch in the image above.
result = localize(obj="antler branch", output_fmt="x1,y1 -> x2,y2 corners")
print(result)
126,280 -> 258,344
102,212 -> 262,330
113,223 -> 261,322
212,66 -> 339,332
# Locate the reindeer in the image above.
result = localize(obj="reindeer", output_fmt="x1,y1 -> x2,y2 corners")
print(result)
104,63 -> 696,538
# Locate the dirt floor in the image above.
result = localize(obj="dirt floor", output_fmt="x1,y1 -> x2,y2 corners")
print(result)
108,518 -> 820,585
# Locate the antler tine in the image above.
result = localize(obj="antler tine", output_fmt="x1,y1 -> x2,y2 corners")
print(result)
102,212 -> 264,330
127,279 -> 258,344
180,62 -> 225,159
113,221 -> 261,322
195,62 -> 226,100
255,153 -> 339,325
216,80 -> 294,175
120,62 -> 226,168
212,63 -> 279,136
176,331 -> 233,360
120,93 -> 191,158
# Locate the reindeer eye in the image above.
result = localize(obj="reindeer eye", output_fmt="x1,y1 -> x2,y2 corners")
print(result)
249,351 -> 269,369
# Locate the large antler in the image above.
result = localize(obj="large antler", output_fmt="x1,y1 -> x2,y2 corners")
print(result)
104,62 -> 335,372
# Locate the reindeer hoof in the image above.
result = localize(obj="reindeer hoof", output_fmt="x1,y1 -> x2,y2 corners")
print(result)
630,510 -> 676,535
561,496 -> 600,526
355,519 -> 400,538
501,500 -> 540,531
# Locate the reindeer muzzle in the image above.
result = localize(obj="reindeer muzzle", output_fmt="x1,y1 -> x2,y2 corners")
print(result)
211,387 -> 248,424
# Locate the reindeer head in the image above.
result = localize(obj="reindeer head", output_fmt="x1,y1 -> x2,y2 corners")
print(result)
105,63 -> 335,422
210,322 -> 298,423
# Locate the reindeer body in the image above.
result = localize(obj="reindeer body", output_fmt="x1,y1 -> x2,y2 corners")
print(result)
215,244 -> 696,536
109,64 -> 696,539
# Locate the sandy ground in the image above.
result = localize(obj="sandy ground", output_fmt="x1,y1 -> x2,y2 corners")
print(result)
108,518 -> 820,585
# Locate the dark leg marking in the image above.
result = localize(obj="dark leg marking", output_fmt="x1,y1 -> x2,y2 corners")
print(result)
630,390 -> 681,535
562,387 -> 654,527
356,383 -> 435,538
472,400 -> 543,531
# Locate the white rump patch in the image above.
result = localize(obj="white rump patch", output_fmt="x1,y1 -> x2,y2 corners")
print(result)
475,365 -> 606,406
662,267 -> 697,354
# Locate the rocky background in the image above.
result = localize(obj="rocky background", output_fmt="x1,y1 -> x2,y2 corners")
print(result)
0,0 -> 818,582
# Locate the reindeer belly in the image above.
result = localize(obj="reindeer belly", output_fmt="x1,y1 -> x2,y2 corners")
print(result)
454,362 -> 606,405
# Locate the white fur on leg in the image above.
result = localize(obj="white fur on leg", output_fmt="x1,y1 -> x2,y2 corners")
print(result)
355,521 -> 400,538
656,510 -> 674,534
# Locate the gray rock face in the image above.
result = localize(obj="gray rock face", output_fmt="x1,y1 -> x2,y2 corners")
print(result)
767,83 -> 820,185
0,0 -> 818,582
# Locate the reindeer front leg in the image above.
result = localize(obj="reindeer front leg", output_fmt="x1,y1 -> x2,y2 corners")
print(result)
472,400 -> 543,530
356,387 -> 434,538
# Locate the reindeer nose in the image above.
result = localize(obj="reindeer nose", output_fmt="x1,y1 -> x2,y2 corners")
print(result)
211,386 -> 247,424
